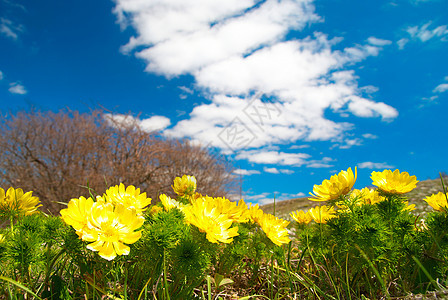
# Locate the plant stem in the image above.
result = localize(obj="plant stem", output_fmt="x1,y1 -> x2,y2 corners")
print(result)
163,249 -> 170,300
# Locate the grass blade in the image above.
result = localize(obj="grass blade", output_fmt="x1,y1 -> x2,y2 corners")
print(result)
0,276 -> 43,300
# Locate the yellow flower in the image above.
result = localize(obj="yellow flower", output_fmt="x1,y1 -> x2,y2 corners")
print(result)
247,203 -> 264,224
350,188 -> 385,205
84,202 -> 144,261
246,203 -> 290,246
309,167 -> 357,201
212,197 -> 249,223
183,196 -> 238,244
371,169 -> 418,194
257,213 -> 290,246
60,196 -> 95,239
159,194 -> 182,211
103,183 -> 151,214
0,187 -> 42,217
424,192 -> 448,211
308,205 -> 336,224
290,210 -> 312,225
403,202 -> 416,211
172,175 -> 197,196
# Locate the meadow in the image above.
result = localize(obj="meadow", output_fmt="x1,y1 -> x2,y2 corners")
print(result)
1,169 -> 448,299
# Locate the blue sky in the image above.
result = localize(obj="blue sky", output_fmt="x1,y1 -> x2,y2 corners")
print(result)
0,0 -> 447,204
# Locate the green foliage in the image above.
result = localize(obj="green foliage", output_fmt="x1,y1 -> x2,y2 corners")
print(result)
291,192 -> 448,299
2,176 -> 448,299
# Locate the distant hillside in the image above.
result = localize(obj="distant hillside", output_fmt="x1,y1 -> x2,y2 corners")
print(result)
260,177 -> 447,220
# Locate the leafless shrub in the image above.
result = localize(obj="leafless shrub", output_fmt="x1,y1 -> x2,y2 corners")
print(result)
0,109 -> 238,214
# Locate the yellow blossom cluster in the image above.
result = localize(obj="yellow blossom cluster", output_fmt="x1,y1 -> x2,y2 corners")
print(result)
290,205 -> 336,225
0,187 -> 41,218
183,196 -> 241,244
292,168 -> 421,226
350,188 -> 385,205
60,184 -> 151,261
309,168 -> 419,204
247,204 -> 291,246
158,175 -> 291,246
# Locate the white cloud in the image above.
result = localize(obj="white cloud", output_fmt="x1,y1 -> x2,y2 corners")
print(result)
0,18 -> 23,40
264,167 -> 280,174
233,168 -> 261,176
119,0 -> 320,76
428,77 -> 448,98
307,162 -> 332,168
236,150 -> 310,166
263,167 -> 294,174
8,82 -> 27,94
306,157 -> 334,168
140,115 -> 171,131
244,191 -> 306,205
114,0 -> 398,165
179,86 -> 194,95
362,133 -> 378,139
104,113 -> 171,132
348,96 -> 398,120
289,144 -> 310,149
397,38 -> 409,50
338,137 -> 363,149
367,37 -> 392,46
281,169 -> 295,174
243,192 -> 272,205
406,22 -> 448,43
410,0 -> 436,4
422,95 -> 439,102
433,83 -> 448,93
357,162 -> 394,169
0,70 -> 3,80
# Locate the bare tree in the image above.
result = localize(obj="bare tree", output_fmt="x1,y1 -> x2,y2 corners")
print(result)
0,109 -> 238,214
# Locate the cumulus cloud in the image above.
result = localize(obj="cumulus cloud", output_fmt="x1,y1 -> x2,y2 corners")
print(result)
348,96 -> 398,120
104,113 -> 171,132
306,157 -> 334,168
362,133 -> 378,139
114,0 -> 398,166
264,167 -> 280,174
427,76 -> 448,100
233,168 -> 261,176
236,150 -> 310,166
244,191 -> 306,205
337,138 -> 363,149
118,0 -> 320,76
263,167 -> 294,174
433,83 -> 448,93
367,37 -> 392,46
357,162 -> 394,169
8,82 -> 27,94
140,115 -> 171,131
